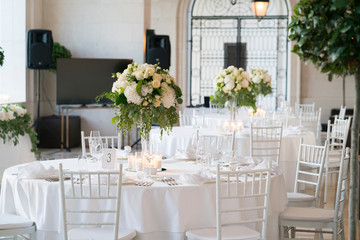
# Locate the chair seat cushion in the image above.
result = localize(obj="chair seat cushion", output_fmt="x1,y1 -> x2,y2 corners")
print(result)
287,192 -> 315,202
68,227 -> 136,240
186,225 -> 260,240
280,207 -> 334,222
0,214 -> 34,229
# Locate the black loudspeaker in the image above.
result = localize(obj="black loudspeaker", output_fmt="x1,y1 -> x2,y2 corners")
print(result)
27,29 -> 53,69
146,34 -> 171,69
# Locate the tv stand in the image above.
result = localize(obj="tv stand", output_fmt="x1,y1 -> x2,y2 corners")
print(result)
60,106 -> 128,150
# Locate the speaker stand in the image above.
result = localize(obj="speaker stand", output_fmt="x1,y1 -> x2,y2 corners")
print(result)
32,69 -> 70,152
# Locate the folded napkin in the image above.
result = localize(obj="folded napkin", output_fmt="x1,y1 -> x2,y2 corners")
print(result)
17,162 -> 58,179
116,146 -> 131,159
179,171 -> 215,184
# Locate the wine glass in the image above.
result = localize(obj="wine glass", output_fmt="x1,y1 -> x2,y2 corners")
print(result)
89,131 -> 103,170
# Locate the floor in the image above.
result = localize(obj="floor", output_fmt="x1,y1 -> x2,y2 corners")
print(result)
38,147 -> 358,239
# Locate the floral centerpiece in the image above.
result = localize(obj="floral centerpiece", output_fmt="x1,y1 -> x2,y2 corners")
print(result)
0,104 -> 39,155
97,62 -> 183,141
210,66 -> 272,118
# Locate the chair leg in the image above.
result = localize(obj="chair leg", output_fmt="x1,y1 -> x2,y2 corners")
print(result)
324,166 -> 328,204
31,231 -> 37,240
279,225 -> 284,240
340,219 -> 345,240
290,227 -> 295,238
333,226 -> 338,240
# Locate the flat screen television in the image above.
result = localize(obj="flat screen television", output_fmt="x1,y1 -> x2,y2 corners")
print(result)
56,58 -> 132,105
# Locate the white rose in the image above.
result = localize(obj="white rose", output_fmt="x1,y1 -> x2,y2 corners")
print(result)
241,71 -> 251,81
143,101 -> 148,107
154,99 -> 161,107
224,75 -> 235,91
264,74 -> 272,83
116,72 -> 121,78
151,80 -> 161,88
153,73 -> 162,82
217,77 -> 224,83
252,75 -> 261,84
166,75 -> 172,84
133,70 -> 144,80
241,79 -> 249,88
144,67 -> 155,78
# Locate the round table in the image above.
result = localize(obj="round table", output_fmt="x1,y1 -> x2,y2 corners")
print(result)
0,159 -> 287,240
0,134 -> 35,179
151,126 -> 316,192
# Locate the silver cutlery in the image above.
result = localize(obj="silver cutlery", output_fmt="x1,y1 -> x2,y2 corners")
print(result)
135,181 -> 153,186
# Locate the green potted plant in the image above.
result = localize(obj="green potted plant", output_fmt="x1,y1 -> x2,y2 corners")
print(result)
50,42 -> 72,72
288,0 -> 359,237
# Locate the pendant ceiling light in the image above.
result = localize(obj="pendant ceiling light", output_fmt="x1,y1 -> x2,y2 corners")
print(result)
230,0 -> 237,5
251,0 -> 269,20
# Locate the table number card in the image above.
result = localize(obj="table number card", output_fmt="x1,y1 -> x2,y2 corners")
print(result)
102,148 -> 117,170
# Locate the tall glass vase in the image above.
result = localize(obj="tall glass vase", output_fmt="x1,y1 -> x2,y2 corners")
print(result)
226,99 -> 238,122
141,132 -> 151,154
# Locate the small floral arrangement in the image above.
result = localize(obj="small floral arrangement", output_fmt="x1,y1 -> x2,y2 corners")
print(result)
97,62 -> 183,138
250,69 -> 272,96
210,66 -> 272,111
0,104 -> 39,155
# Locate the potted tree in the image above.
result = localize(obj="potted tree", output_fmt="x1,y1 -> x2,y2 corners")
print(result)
288,0 -> 359,237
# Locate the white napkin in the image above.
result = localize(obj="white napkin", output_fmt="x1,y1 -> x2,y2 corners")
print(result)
283,126 -> 302,136
17,162 -> 58,179
116,146 -> 131,159
179,170 -> 215,184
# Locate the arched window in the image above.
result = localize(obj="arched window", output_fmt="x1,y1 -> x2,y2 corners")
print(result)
189,0 -> 290,109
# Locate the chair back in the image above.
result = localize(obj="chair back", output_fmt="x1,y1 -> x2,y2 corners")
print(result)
293,140 -> 328,207
81,131 -> 122,156
333,148 -> 350,223
294,102 -> 315,116
299,107 -> 322,144
327,118 -> 350,153
59,164 -> 123,240
338,106 -> 346,120
216,165 -> 271,240
196,132 -> 234,161
250,123 -> 283,165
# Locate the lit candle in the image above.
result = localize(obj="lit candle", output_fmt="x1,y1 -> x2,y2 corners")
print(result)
153,154 -> 162,170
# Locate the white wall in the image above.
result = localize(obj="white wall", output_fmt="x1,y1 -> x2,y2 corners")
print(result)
300,62 -> 355,124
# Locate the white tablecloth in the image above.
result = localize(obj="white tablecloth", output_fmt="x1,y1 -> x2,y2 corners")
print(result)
0,159 -> 287,240
0,134 -> 35,180
151,126 -> 316,192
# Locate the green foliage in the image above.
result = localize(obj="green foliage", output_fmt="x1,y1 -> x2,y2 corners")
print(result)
288,0 -> 360,79
0,104 -> 40,156
0,47 -> 4,67
49,42 -> 72,72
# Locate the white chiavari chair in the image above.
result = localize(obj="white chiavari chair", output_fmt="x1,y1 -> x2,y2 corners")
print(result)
299,107 -> 322,145
186,165 -> 271,240
279,147 -> 349,240
324,117 -> 351,204
179,110 -> 193,126
294,102 -> 315,116
250,123 -> 283,166
81,131 -> 122,157
59,164 -> 136,240
209,102 -> 223,113
0,214 -> 36,240
287,140 -> 328,208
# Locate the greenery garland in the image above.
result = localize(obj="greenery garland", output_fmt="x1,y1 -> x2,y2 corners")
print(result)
0,104 -> 39,156
0,47 -> 4,66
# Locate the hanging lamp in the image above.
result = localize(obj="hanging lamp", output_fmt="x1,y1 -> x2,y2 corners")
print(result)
251,0 -> 269,20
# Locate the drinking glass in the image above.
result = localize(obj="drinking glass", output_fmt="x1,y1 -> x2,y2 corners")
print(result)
89,131 -> 103,170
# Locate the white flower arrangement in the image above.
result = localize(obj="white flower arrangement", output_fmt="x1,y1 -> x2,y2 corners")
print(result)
0,104 -> 39,154
98,62 -> 183,138
211,66 -> 272,111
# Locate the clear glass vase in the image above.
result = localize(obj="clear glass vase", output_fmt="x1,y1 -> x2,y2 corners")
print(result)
226,99 -> 238,122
